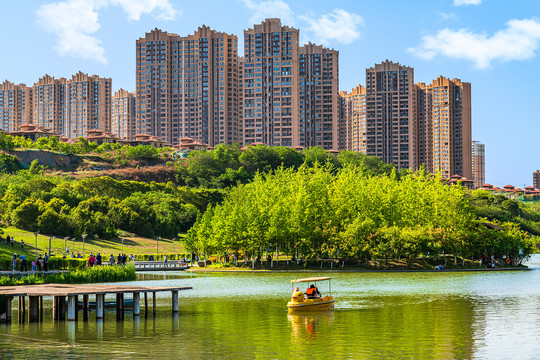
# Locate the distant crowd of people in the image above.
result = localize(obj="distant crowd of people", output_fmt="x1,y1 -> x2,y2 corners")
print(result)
11,253 -> 49,272
1,234 -> 20,248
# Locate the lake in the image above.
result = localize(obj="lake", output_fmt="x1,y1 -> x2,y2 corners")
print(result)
1,255 -> 540,359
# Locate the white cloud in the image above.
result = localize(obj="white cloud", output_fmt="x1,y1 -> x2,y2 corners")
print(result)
240,0 -> 295,26
300,9 -> 363,45
439,12 -> 457,21
110,0 -> 178,21
408,18 -> 540,69
36,0 -> 107,64
36,0 -> 177,64
454,0 -> 481,5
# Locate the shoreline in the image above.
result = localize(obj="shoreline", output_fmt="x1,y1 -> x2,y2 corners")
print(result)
187,266 -> 531,274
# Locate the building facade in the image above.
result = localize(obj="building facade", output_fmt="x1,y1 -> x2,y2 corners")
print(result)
338,85 -> 366,152
415,76 -> 472,179
0,81 -> 32,132
243,18 -> 299,146
365,61 -> 415,170
472,140 -> 485,189
533,170 -> 540,189
31,72 -> 111,139
136,27 -> 240,147
32,74 -> 66,136
112,89 -> 136,140
298,43 -> 339,150
64,72 -> 112,138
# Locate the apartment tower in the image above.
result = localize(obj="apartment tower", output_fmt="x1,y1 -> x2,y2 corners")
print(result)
365,61 -> 415,169
339,85 -> 366,152
534,170 -> 540,189
243,18 -> 299,146
298,43 -> 339,150
112,89 -> 136,140
0,81 -> 32,132
64,72 -> 112,138
472,140 -> 485,189
31,73 -> 111,138
415,76 -> 472,179
32,75 -> 67,135
136,27 -> 240,146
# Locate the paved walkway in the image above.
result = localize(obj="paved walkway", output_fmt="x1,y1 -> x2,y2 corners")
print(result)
0,270 -> 68,276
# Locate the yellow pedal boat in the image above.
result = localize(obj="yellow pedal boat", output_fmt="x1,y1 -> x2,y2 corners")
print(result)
287,277 -> 335,312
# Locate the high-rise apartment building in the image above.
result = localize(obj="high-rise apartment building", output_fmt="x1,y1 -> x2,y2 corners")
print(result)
472,140 -> 485,189
136,26 -> 240,146
32,72 -> 111,138
112,89 -> 136,140
243,18 -> 299,146
64,72 -> 112,138
0,81 -> 32,132
298,43 -> 339,150
533,170 -> 540,189
415,76 -> 472,179
365,61 -> 415,169
338,85 -> 366,152
32,74 -> 66,135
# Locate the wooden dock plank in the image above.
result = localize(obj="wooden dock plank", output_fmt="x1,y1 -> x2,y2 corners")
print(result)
0,284 -> 192,297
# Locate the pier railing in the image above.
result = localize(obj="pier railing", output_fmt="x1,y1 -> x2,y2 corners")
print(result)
134,260 -> 190,271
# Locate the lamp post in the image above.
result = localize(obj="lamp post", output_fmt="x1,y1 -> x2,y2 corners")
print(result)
82,234 -> 88,257
48,236 -> 55,257
121,238 -> 124,254
156,236 -> 160,255
34,231 -> 39,259
72,237 -> 75,254
172,237 -> 177,257
64,236 -> 69,255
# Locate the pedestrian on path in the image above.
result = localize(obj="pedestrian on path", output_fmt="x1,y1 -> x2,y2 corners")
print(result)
43,254 -> 49,272
19,254 -> 27,272
12,254 -> 17,271
31,259 -> 36,273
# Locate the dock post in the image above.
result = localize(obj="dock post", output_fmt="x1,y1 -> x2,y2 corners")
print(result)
96,294 -> 105,320
59,296 -> 66,320
171,291 -> 179,313
28,296 -> 39,322
53,296 -> 58,321
39,296 -> 43,322
67,295 -> 77,321
144,292 -> 148,318
83,295 -> 89,321
133,292 -> 140,316
116,293 -> 124,320
5,296 -> 12,323
17,296 -> 22,323
152,292 -> 156,317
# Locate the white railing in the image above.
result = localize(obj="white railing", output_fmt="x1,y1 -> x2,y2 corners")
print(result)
134,260 -> 190,271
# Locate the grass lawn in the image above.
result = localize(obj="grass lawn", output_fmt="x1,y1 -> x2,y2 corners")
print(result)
0,226 -> 187,260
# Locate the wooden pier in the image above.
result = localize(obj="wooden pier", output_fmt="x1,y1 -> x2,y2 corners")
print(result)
0,283 -> 192,323
134,260 -> 190,271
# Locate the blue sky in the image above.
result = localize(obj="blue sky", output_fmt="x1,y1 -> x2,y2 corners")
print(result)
0,0 -> 539,187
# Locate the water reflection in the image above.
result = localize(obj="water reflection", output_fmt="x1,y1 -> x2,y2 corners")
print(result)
288,312 -> 334,342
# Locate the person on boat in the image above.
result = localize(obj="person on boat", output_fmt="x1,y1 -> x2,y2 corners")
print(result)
305,284 -> 321,299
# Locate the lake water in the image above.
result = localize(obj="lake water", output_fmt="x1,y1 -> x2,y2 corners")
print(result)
1,255 -> 540,359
